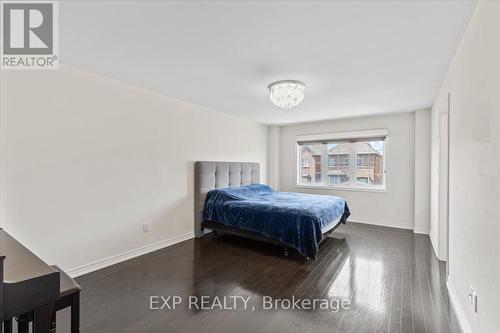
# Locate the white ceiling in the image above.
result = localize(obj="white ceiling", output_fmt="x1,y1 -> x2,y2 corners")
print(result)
60,1 -> 477,125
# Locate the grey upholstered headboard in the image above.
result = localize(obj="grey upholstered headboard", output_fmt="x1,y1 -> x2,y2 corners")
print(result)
194,161 -> 260,238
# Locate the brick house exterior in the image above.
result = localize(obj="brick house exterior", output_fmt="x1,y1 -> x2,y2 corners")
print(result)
299,142 -> 383,185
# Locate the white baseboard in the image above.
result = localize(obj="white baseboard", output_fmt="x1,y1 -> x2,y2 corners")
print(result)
66,231 -> 194,278
413,226 -> 430,235
446,276 -> 472,333
429,231 -> 442,260
347,217 -> 413,230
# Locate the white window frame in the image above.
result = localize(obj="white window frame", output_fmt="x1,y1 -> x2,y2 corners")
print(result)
295,130 -> 387,192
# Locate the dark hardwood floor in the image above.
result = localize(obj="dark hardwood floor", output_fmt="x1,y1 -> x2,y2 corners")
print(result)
53,223 -> 460,333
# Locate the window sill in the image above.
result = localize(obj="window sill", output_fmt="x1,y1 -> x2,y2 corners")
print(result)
295,184 -> 388,193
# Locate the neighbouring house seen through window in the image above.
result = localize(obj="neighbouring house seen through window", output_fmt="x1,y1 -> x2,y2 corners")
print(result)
297,138 -> 385,189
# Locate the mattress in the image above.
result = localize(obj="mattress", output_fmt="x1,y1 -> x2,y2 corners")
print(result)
202,184 -> 350,259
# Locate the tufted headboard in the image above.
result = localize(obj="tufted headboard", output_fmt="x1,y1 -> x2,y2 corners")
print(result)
194,161 -> 260,238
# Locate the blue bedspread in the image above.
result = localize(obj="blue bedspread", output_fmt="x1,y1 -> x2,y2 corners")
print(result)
203,184 -> 350,259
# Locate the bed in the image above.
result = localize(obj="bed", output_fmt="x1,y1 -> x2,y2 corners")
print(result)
194,161 -> 350,259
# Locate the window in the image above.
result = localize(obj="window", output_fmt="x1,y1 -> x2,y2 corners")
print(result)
297,138 -> 385,190
354,141 -> 384,186
329,175 -> 349,184
357,177 -> 368,184
298,144 -> 322,185
327,142 -> 352,186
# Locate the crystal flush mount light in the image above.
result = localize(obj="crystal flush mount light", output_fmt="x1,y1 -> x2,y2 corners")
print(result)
268,80 -> 306,110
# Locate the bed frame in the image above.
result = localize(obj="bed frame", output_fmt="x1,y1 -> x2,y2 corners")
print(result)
194,161 -> 339,256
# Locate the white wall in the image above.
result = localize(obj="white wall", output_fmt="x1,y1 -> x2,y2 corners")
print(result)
414,109 -> 431,234
267,126 -> 280,190
278,112 -> 418,230
432,2 -> 500,332
0,65 -> 268,275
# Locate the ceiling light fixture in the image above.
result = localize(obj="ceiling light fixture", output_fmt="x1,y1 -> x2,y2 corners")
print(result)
268,80 -> 306,110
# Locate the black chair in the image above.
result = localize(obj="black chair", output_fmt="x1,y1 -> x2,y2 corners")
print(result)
13,265 -> 81,333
